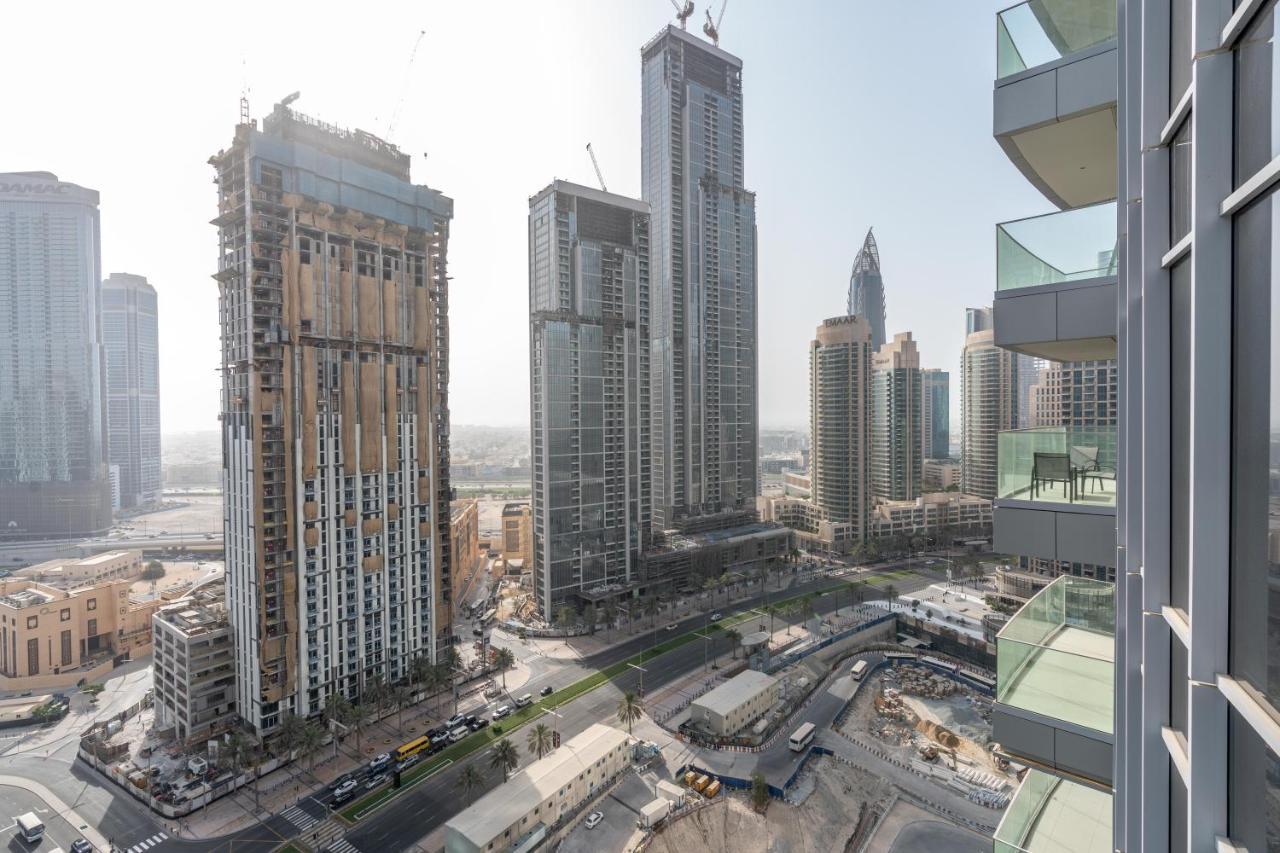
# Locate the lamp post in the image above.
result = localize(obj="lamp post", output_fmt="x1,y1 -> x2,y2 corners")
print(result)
626,662 -> 647,697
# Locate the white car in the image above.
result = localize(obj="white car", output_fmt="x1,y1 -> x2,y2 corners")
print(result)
332,779 -> 358,801
710,612 -> 722,621
585,811 -> 604,830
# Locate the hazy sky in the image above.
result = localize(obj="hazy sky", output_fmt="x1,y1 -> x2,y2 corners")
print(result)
5,0 -> 1049,435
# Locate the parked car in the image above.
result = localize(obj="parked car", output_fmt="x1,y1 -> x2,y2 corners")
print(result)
445,714 -> 466,730
448,726 -> 469,743
468,718 -> 489,732
332,779 -> 358,802
585,811 -> 604,830
539,685 -> 553,697
710,612 -> 722,621
665,623 -> 678,632
368,753 -> 391,774
397,754 -> 420,772
492,705 -> 512,720
71,840 -> 92,853
365,773 -> 388,790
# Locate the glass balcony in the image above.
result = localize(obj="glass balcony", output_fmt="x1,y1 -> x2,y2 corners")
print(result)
997,576 -> 1114,734
996,0 -> 1119,78
997,202 -> 1117,292
994,768 -> 1113,853
997,425 -> 1116,508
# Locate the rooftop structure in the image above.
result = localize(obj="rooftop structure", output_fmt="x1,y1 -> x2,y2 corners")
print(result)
847,228 -> 887,351
688,668 -> 781,737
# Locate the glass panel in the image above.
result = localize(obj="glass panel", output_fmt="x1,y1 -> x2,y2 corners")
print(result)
1171,117 -> 1193,244
996,0 -> 1119,78
994,769 -> 1113,853
996,202 -> 1118,291
1234,4 -> 1279,186
997,575 -> 1115,734
1230,190 -> 1280,708
1170,257 -> 1191,611
1228,708 -> 1280,852
1170,0 -> 1193,110
997,425 -> 1118,507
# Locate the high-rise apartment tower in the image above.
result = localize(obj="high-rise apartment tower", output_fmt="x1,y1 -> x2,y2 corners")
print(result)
960,323 -> 1019,500
809,315 -> 872,535
101,273 -> 161,509
921,368 -> 950,460
871,331 -> 921,501
209,104 -> 454,735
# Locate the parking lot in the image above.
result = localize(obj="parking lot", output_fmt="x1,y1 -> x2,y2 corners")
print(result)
557,770 -> 652,853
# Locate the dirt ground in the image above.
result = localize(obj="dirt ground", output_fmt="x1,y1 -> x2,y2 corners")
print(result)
129,559 -> 221,602
645,758 -> 888,853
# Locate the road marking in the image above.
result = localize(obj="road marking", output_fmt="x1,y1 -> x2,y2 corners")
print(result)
281,804 -> 320,831
126,831 -> 167,852
327,839 -> 361,853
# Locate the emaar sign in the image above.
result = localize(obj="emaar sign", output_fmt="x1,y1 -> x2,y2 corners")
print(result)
0,181 -> 69,195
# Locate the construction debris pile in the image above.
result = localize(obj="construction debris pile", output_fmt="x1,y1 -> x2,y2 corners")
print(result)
894,664 -> 960,698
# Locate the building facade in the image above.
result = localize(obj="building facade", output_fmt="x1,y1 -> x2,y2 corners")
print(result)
642,25 -> 758,531
528,181 -> 651,617
810,315 -> 872,535
959,325 -> 1019,499
449,500 -> 480,609
0,172 -> 112,539
1027,359 -> 1117,429
847,228 -> 887,352
871,331 -> 922,502
687,669 -> 780,737
922,458 -> 960,491
16,550 -> 142,585
101,273 -> 161,509
209,104 -> 454,735
921,368 -> 949,460
152,585 -> 235,747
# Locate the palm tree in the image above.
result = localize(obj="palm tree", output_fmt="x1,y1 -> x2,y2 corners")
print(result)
616,691 -> 643,735
582,603 -> 598,635
527,723 -> 554,760
409,651 -> 433,697
724,628 -> 742,659
602,602 -> 618,640
349,702 -> 371,754
555,605 -> 576,635
439,648 -> 462,714
300,720 -> 326,775
492,647 -> 516,691
276,712 -> 307,775
489,738 -> 520,783
765,603 -> 778,637
364,675 -> 389,723
324,693 -> 353,758
884,583 -> 899,610
643,596 -> 659,630
393,685 -> 412,734
217,731 -> 254,801
456,764 -> 485,805
718,573 -> 731,606
799,593 -> 816,628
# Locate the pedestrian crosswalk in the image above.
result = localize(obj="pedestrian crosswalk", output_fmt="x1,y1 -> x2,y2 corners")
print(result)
326,838 -> 361,853
125,832 -> 168,853
281,804 -> 321,831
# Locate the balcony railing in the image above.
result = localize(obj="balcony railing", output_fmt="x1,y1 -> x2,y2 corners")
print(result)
997,425 -> 1116,508
997,575 -> 1114,734
994,768 -> 1113,852
996,0 -> 1118,78
997,201 -> 1117,291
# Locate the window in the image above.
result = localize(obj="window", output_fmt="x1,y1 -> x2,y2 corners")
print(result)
60,608 -> 70,622
25,616 -> 36,630
1229,708 -> 1280,850
1235,5 -> 1280,184
1170,118 -> 1193,244
1170,0 -> 1193,108
87,619 -> 97,637
60,630 -> 71,667
26,638 -> 37,675
87,598 -> 97,611
1170,257 -> 1192,611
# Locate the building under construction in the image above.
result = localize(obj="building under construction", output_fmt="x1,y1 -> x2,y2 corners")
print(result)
209,102 -> 454,735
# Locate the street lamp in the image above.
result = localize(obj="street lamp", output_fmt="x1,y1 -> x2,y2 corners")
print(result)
626,662 -> 647,697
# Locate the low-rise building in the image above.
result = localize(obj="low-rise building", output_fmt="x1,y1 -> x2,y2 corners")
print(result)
501,503 -> 533,564
922,458 -> 961,491
451,500 -> 481,605
444,724 -> 631,853
15,550 -> 143,585
152,586 -> 235,746
869,492 -> 992,538
688,669 -> 781,737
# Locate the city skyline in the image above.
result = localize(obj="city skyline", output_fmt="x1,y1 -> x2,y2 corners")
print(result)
1,1 -> 1047,437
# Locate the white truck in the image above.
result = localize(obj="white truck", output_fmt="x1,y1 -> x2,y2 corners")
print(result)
17,812 -> 44,843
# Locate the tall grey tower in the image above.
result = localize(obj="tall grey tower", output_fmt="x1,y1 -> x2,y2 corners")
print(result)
871,332 -> 922,501
848,228 -> 886,351
642,26 -> 758,531
102,273 -> 161,509
810,315 -> 872,537
528,181 -> 651,619
0,173 -> 112,539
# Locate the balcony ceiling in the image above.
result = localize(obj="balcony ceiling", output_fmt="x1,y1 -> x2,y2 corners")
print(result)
1009,107 -> 1118,208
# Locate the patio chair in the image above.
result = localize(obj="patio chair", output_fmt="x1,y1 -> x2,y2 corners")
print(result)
1032,452 -> 1075,502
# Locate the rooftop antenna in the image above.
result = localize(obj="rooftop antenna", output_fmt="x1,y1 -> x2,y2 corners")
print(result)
669,0 -> 694,29
386,29 -> 427,139
586,143 -> 608,192
703,0 -> 728,46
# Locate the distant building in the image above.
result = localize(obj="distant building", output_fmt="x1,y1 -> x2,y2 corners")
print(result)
15,550 -> 143,585
444,724 -> 632,853
101,273 -> 161,509
632,522 -> 789,602
922,459 -> 961,491
921,369 -> 950,460
152,585 -> 235,746
450,500 -> 480,607
688,669 -> 781,737
501,503 -> 533,565
528,181 -> 651,618
782,470 -> 812,499
1027,360 -> 1117,429
847,228 -> 887,351
871,332 -> 922,502
960,322 -> 1020,499
869,492 -> 992,538
810,315 -> 873,536
0,172 -> 112,539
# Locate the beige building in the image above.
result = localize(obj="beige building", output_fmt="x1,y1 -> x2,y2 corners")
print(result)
16,550 -> 143,585
922,458 -> 961,491
960,323 -> 1020,499
688,669 -> 781,737
810,315 -> 872,535
871,331 -> 923,502
869,492 -> 992,538
0,576 -> 160,681
450,500 -> 481,605
153,586 -> 235,747
501,503 -> 532,564
444,724 -> 631,853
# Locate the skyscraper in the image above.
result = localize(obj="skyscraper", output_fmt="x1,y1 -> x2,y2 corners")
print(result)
847,228 -> 886,351
810,315 -> 872,535
0,172 -> 112,539
101,273 -> 161,509
528,181 -> 650,618
642,26 -> 758,530
1015,353 -> 1043,429
921,368 -> 950,460
960,323 -> 1019,500
871,332 -> 922,501
209,103 -> 454,735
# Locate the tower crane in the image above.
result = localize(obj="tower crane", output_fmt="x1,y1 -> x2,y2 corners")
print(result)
669,0 -> 694,29
703,0 -> 728,46
586,143 -> 607,193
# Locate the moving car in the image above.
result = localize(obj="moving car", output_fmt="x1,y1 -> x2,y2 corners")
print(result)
666,623 -> 677,632
71,840 -> 93,853
396,754 -> 421,772
445,714 -> 466,730
332,779 -> 358,802
514,693 -> 533,708
539,685 -> 553,697
369,752 -> 391,774
330,774 -> 355,793
365,773 -> 388,790
468,717 -> 489,732
449,726 -> 469,743
710,612 -> 722,621
585,811 -> 604,830
493,705 -> 511,720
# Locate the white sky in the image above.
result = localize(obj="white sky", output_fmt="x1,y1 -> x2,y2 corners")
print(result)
4,0 -> 1051,435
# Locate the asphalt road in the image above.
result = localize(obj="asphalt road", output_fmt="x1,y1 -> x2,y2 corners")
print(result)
0,782 -> 92,851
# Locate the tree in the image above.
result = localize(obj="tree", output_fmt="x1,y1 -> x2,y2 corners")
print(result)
783,602 -> 797,637
765,603 -> 778,637
582,603 -> 598,636
456,764 -> 485,805
439,648 -> 463,714
616,691 -> 643,735
883,583 -> 899,610
799,594 -> 816,628
527,723 -> 554,760
492,647 -> 516,691
409,651 -> 433,695
718,573 -> 731,606
750,771 -> 770,812
724,628 -> 742,659
141,560 -> 165,581
349,702 -> 371,754
324,693 -> 353,758
364,676 -> 389,723
555,605 -> 576,635
277,713 -> 308,765
300,720 -> 326,775
602,602 -> 618,640
393,685 -> 412,734
489,738 -> 520,783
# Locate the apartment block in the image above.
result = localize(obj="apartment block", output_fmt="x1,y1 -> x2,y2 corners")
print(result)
871,332 -> 922,502
0,173 -> 112,539
101,272 -> 162,509
1027,360 -> 1117,429
922,458 -> 960,491
449,499 -> 480,607
810,315 -> 872,535
868,492 -> 991,539
15,550 -> 142,585
209,103 -> 454,735
152,585 -> 235,747
959,320 -> 1020,500
528,181 -> 650,618
921,368 -> 950,460
501,503 -> 533,566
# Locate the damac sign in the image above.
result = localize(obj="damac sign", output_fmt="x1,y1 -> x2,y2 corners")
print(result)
0,182 -> 69,194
